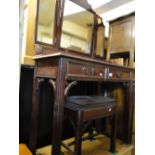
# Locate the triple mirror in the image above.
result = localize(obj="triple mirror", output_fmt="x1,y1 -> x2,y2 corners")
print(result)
35,0 -> 105,58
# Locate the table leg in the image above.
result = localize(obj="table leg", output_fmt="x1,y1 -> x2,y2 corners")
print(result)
110,113 -> 117,153
75,111 -> 83,155
51,58 -> 67,155
29,77 -> 44,154
124,81 -> 134,144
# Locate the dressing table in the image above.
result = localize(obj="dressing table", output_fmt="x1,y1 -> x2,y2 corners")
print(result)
29,0 -> 135,155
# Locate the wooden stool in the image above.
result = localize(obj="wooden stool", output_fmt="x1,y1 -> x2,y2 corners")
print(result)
62,96 -> 117,155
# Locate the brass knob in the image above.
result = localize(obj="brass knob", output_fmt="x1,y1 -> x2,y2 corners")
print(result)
99,72 -> 103,76
82,67 -> 86,72
109,73 -> 113,77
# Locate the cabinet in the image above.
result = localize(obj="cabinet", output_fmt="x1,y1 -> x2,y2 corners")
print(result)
107,13 -> 135,67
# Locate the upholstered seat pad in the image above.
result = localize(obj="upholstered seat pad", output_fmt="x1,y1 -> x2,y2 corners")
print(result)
65,96 -> 116,111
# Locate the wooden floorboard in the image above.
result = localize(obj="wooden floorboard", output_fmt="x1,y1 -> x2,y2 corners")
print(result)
36,134 -> 134,155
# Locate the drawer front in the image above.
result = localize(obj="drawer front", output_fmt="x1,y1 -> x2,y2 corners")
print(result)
108,67 -> 130,80
67,60 -> 107,80
36,66 -> 57,78
84,105 -> 116,121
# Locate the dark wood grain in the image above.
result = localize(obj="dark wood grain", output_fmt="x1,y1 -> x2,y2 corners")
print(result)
51,58 -> 67,155
29,76 -> 45,154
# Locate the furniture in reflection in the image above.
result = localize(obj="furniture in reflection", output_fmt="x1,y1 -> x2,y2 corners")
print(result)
29,0 -> 135,155
94,16 -> 106,59
107,13 -> 135,67
62,96 -> 117,155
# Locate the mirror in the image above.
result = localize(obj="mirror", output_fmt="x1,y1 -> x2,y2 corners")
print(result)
36,0 -> 56,45
95,17 -> 105,57
60,0 -> 94,54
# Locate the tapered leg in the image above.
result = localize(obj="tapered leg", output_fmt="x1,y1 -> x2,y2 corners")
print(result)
74,111 -> 83,155
110,113 -> 117,153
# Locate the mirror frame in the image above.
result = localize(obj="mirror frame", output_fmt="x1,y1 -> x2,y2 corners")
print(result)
35,0 -> 58,47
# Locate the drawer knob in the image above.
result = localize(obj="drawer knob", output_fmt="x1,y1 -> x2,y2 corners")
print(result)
99,72 -> 103,76
82,67 -> 90,75
82,67 -> 86,72
109,73 -> 113,77
109,108 -> 112,112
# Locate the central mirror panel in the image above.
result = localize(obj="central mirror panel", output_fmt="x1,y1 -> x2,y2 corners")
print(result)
60,0 -> 94,54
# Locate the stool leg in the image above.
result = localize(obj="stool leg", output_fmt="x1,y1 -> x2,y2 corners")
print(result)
110,114 -> 117,153
74,111 -> 83,155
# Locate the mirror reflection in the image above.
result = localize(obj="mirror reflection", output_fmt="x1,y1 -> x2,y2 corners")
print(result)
60,0 -> 94,54
36,0 -> 56,45
95,18 -> 105,57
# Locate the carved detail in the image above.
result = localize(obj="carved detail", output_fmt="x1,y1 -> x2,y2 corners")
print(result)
64,81 -> 78,96
48,79 -> 56,90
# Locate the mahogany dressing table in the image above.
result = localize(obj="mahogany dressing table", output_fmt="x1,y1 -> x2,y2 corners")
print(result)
29,0 -> 135,155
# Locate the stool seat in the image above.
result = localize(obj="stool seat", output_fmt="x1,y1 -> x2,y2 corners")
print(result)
63,96 -> 117,155
65,96 -> 116,122
65,96 -> 116,110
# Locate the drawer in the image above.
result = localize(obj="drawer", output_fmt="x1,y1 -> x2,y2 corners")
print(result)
84,105 -> 116,121
67,60 -> 107,80
36,66 -> 57,78
108,67 -> 130,80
